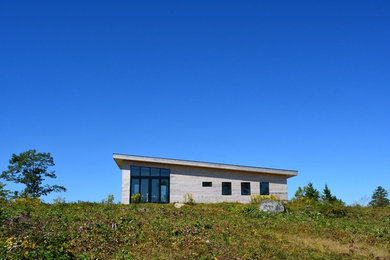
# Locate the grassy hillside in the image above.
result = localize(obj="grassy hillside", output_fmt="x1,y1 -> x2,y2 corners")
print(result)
1,200 -> 389,259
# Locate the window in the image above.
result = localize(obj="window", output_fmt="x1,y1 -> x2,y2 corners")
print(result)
131,166 -> 140,176
260,182 -> 269,195
161,168 -> 170,177
141,167 -> 150,176
151,168 -> 160,176
241,182 -> 251,195
202,182 -> 212,187
130,165 -> 170,203
222,182 -> 232,195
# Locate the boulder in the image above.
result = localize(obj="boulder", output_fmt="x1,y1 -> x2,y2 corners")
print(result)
174,203 -> 185,209
259,199 -> 284,213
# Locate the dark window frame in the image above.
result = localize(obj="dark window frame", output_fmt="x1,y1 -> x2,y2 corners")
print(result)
260,182 -> 270,195
130,165 -> 170,203
222,182 -> 232,195
241,182 -> 251,195
202,182 -> 212,187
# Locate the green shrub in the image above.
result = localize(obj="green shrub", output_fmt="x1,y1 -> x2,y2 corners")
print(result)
102,194 -> 115,204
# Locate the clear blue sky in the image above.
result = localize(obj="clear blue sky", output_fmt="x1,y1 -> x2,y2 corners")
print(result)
1,1 -> 389,205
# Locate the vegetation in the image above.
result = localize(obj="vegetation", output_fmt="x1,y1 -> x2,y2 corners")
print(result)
0,182 -> 10,202
1,150 -> 66,198
295,182 -> 343,205
0,199 -> 389,259
184,193 -> 195,205
249,194 -> 279,204
295,182 -> 320,201
369,186 -> 390,208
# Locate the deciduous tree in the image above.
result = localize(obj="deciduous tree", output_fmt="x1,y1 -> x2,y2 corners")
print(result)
1,149 -> 66,198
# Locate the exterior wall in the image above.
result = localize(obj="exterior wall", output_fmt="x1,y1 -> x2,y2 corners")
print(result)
121,161 -> 289,204
121,163 -> 130,204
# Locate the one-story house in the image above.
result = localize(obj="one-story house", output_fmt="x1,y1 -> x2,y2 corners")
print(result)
113,153 -> 298,204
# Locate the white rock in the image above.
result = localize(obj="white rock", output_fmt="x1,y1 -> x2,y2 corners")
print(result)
259,199 -> 285,213
174,203 -> 185,208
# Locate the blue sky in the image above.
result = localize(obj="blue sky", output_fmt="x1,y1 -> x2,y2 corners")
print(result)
0,1 -> 389,204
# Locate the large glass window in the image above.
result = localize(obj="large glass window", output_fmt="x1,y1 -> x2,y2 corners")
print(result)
222,182 -> 232,195
130,178 -> 140,201
260,182 -> 269,195
130,166 -> 170,203
241,182 -> 251,195
151,179 -> 160,203
140,178 -> 149,202
160,179 -> 169,203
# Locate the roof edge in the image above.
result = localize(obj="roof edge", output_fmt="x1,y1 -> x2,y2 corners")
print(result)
113,153 -> 298,177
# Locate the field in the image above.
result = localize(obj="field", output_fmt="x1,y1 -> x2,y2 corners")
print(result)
1,200 -> 390,259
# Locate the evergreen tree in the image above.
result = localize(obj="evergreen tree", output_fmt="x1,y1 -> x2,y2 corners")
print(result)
303,182 -> 320,201
294,186 -> 304,199
369,186 -> 390,207
321,184 -> 337,202
294,182 -> 320,201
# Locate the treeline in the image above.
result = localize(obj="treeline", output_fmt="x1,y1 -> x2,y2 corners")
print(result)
294,182 -> 390,207
0,150 -> 389,208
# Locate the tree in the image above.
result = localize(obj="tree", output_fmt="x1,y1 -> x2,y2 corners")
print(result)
294,186 -> 304,199
294,182 -> 320,201
1,149 -> 66,198
0,181 -> 10,201
303,182 -> 320,201
321,184 -> 337,202
369,186 -> 390,207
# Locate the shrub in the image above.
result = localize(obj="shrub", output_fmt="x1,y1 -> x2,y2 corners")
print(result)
12,197 -> 41,204
184,193 -> 195,204
250,194 -> 279,204
102,194 -> 115,204
317,202 -> 347,217
130,193 -> 142,203
53,196 -> 66,204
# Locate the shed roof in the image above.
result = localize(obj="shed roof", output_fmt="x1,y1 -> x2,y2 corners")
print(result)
113,153 -> 298,177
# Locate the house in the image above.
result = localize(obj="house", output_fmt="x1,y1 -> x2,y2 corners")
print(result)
113,153 -> 298,204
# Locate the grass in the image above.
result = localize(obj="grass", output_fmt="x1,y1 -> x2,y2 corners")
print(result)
1,200 -> 389,259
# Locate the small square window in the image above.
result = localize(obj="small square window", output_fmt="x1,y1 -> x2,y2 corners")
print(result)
222,182 -> 232,195
241,182 -> 251,195
202,182 -> 212,187
260,182 -> 270,195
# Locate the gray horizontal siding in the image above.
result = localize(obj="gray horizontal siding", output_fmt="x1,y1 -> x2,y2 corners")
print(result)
121,161 -> 288,204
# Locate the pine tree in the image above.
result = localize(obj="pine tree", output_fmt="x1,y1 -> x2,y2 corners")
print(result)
369,186 -> 390,207
322,184 -> 337,202
303,182 -> 320,201
294,186 -> 304,199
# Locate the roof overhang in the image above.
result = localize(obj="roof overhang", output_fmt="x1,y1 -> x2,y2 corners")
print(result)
113,153 -> 298,178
